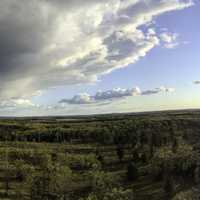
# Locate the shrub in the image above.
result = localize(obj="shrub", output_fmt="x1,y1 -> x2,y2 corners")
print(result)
65,154 -> 101,170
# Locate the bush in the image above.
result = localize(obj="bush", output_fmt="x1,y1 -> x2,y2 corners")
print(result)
65,154 -> 101,170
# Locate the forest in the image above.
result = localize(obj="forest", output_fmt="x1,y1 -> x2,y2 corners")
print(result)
0,110 -> 200,199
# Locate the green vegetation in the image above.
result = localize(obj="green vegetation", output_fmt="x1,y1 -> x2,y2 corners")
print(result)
0,110 -> 199,199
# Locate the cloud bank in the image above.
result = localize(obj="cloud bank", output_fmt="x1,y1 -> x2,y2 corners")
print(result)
59,86 -> 175,104
0,0 -> 193,101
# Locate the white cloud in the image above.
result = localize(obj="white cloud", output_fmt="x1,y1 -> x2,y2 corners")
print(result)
160,32 -> 179,48
0,0 -> 193,100
0,98 -> 37,109
95,87 -> 141,100
59,86 -> 175,104
59,87 -> 140,105
59,93 -> 93,104
147,28 -> 156,36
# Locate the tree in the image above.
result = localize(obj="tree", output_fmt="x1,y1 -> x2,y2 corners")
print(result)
80,188 -> 134,200
172,137 -> 178,153
127,161 -> 138,181
116,145 -> 124,162
14,160 -> 34,182
172,187 -> 200,200
89,166 -> 118,199
3,164 -> 14,197
96,150 -> 104,165
194,163 -> 200,184
30,176 -> 44,200
30,163 -> 72,200
140,152 -> 147,164
163,175 -> 174,200
3,145 -> 13,198
149,133 -> 157,158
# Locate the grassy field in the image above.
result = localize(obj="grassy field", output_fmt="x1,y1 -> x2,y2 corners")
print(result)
0,110 -> 200,199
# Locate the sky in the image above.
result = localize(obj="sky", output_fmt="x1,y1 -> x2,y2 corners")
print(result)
0,0 -> 200,116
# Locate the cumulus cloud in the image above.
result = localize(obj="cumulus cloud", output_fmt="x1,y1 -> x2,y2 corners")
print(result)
59,87 -> 141,104
0,0 -> 193,101
59,86 -> 175,104
59,93 -> 93,104
95,87 -> 141,100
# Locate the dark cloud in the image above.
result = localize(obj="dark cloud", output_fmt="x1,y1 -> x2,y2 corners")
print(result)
0,0 -> 56,81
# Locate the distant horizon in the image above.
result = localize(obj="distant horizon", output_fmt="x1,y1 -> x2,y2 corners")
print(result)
1,107 -> 200,118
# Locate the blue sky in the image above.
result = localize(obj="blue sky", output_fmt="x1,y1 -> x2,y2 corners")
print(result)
0,0 -> 200,116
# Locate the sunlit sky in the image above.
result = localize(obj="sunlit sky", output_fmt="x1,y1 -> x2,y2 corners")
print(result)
0,0 -> 200,116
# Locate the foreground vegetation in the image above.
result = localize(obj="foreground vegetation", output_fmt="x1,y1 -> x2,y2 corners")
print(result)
0,110 -> 200,199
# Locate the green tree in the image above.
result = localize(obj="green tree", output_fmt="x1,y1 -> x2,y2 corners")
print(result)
127,161 -> 138,181
95,149 -> 104,165
4,165 -> 12,197
172,137 -> 178,153
194,163 -> 200,184
30,163 -> 72,200
80,188 -> 134,200
116,145 -> 124,162
163,175 -> 174,200
132,148 -> 139,162
103,188 -> 134,200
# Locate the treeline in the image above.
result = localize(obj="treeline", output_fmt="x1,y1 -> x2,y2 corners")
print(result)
0,118 -> 198,145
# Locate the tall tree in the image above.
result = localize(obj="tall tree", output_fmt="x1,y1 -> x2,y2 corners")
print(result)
127,161 -> 138,181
